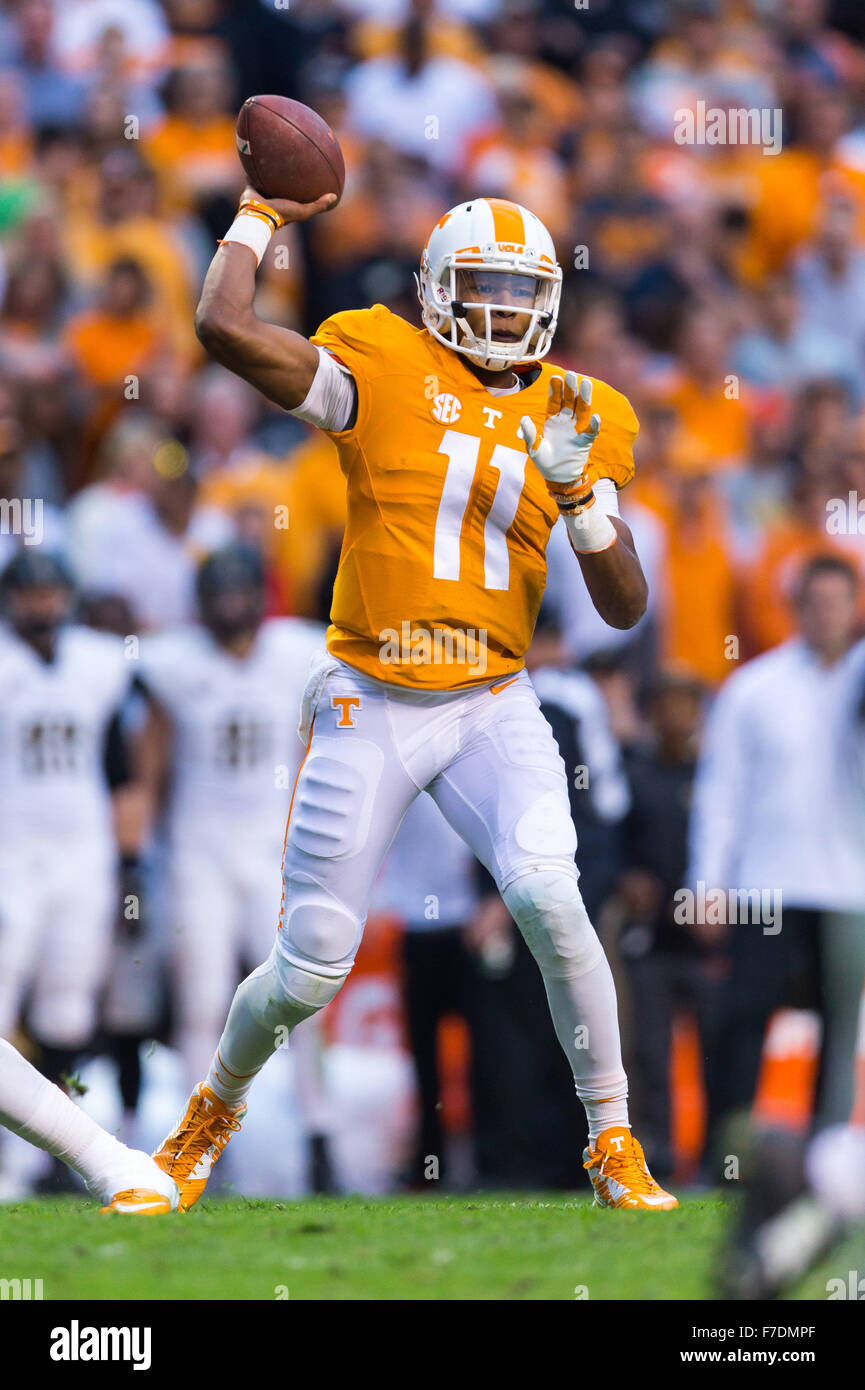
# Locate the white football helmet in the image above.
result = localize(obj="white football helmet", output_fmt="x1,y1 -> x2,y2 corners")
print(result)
417,197 -> 562,370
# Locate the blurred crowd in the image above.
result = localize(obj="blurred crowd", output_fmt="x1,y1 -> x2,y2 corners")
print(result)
1,0 -> 865,1195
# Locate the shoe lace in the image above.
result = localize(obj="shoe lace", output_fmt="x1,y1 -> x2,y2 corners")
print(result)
586,1135 -> 661,1194
173,1105 -> 243,1170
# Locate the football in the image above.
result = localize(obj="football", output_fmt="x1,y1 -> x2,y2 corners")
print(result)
235,95 -> 345,205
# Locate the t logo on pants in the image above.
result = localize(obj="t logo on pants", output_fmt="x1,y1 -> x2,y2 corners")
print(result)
332,695 -> 361,728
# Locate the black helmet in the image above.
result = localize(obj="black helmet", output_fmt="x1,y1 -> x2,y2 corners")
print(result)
196,543 -> 265,640
1,548 -> 74,656
0,548 -> 74,594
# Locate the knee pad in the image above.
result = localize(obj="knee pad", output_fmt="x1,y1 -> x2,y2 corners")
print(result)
248,870 -> 364,1029
242,942 -> 348,1031
281,871 -> 362,970
503,869 -> 604,981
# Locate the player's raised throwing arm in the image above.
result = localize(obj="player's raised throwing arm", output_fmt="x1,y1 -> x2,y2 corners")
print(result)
520,372 -> 648,630
194,187 -> 337,411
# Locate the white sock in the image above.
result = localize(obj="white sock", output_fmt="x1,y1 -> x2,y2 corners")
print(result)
205,1041 -> 269,1110
204,962 -> 315,1109
540,959 -> 631,1143
502,873 -> 631,1145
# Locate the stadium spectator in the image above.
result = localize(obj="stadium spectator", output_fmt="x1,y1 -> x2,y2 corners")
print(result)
0,413 -> 67,568
740,83 -> 865,281
732,268 -> 855,402
64,258 -> 167,450
742,469 -> 865,653
64,148 -> 199,370
664,304 -> 752,469
2,0 -> 89,132
343,2 -> 498,176
794,183 -> 865,398
65,414 -> 164,584
69,432 -> 233,630
631,0 -> 777,145
462,72 -> 570,247
50,0 -> 170,84
145,43 -> 239,218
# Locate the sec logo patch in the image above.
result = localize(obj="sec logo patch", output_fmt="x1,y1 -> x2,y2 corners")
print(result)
431,393 -> 462,423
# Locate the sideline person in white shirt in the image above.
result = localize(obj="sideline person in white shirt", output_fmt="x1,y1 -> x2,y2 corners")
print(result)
688,553 -> 865,1142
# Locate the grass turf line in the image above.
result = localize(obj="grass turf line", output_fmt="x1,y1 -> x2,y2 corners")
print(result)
0,1193 -> 857,1300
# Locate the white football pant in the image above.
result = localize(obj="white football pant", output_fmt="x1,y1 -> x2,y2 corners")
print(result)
225,656 -> 628,1117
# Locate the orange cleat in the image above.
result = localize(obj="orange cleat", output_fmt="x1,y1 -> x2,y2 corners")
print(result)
583,1127 -> 679,1210
100,1187 -> 175,1215
152,1084 -> 246,1212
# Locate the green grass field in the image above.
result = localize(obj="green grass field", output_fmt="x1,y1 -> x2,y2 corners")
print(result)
1,1192 -> 860,1300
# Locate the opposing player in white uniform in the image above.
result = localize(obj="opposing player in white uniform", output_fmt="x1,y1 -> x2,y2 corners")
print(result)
139,545 -> 331,1177
0,552 -> 131,1091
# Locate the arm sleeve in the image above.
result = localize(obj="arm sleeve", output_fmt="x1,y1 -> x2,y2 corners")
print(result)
289,346 -> 358,432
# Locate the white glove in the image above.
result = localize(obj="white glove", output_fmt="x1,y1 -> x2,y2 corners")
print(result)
518,372 -> 601,512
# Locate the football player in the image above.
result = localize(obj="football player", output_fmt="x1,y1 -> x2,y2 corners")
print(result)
138,544 -> 334,1188
151,190 -> 677,1212
0,1036 -> 178,1212
0,552 -> 134,1110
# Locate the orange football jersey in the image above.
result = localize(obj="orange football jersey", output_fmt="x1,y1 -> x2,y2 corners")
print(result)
311,305 -> 638,689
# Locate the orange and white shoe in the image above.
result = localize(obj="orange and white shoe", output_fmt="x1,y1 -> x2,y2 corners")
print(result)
583,1126 -> 679,1210
100,1188 -> 175,1215
152,1084 -> 246,1212
96,1148 -> 179,1214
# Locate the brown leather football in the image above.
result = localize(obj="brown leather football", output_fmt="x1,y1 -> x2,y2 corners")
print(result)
235,95 -> 345,205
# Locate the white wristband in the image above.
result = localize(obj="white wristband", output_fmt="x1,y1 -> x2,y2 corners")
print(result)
564,501 -> 618,554
222,211 -> 274,267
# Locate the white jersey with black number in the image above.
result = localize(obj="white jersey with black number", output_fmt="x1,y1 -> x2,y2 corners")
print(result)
0,623 -> 130,843
140,618 -> 326,848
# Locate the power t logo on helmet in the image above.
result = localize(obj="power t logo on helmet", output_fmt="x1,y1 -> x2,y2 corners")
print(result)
417,198 -> 562,370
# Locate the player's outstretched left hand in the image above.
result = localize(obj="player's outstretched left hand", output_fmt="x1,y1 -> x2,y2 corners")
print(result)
519,371 -> 602,512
